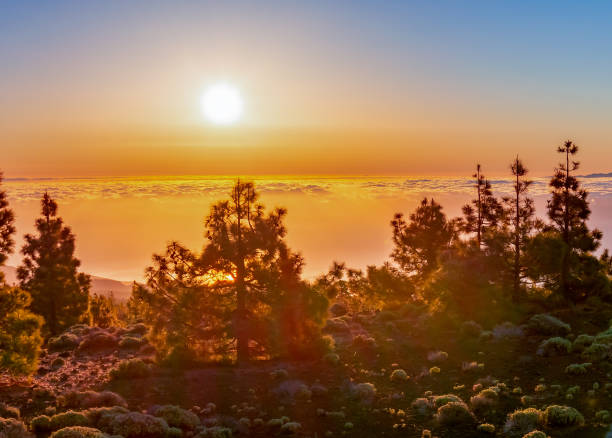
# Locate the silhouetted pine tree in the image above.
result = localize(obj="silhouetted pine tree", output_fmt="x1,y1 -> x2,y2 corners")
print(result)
502,157 -> 537,302
18,193 -> 91,335
0,172 -> 15,267
461,164 -> 502,248
546,140 -> 602,301
134,181 -> 328,364
391,198 -> 455,279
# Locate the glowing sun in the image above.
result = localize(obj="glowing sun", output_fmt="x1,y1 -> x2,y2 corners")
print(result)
201,83 -> 244,125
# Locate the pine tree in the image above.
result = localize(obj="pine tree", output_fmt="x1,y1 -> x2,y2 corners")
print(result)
391,198 -> 455,279
461,164 -> 503,248
134,181 -> 328,364
0,172 -> 15,268
546,140 -> 602,301
502,157 -> 537,301
18,193 -> 91,335
0,172 -> 43,375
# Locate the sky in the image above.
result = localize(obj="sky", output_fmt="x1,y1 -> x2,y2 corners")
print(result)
2,1 -> 612,177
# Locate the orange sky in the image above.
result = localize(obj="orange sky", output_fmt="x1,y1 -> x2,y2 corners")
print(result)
2,3 -> 612,178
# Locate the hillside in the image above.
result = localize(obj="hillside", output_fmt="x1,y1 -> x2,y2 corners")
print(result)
1,266 -> 133,301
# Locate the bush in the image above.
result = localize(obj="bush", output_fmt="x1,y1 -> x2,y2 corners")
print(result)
581,342 -> 611,362
461,320 -> 483,337
521,432 -> 547,438
50,426 -> 110,438
107,412 -> 169,438
85,406 -> 130,430
351,382 -> 376,401
427,351 -> 448,363
109,359 -> 151,380
0,287 -> 44,375
435,401 -> 475,426
280,422 -> 301,434
564,363 -> 591,376
77,332 -> 118,352
433,394 -> 463,409
31,415 -> 53,433
470,389 -> 498,414
48,333 -> 81,352
477,423 -> 495,433
118,336 -> 145,350
0,403 -> 20,419
390,369 -> 409,382
504,408 -> 543,436
196,426 -> 232,438
59,391 -> 127,409
595,410 -> 611,423
0,417 -> 33,438
527,314 -> 571,336
536,337 -> 572,356
49,411 -> 92,431
572,334 -> 594,352
150,405 -> 200,430
542,405 -> 584,428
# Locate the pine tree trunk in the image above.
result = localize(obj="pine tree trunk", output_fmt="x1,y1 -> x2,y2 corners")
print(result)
562,148 -> 570,301
235,261 -> 249,365
513,172 -> 520,302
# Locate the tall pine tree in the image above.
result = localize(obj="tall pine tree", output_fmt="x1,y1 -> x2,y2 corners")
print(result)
547,141 -> 602,301
502,157 -> 537,301
18,193 -> 90,335
461,164 -> 502,248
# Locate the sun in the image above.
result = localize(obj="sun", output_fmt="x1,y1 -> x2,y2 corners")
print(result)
201,82 -> 244,125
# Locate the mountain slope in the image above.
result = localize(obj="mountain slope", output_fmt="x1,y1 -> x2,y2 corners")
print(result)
0,266 -> 132,301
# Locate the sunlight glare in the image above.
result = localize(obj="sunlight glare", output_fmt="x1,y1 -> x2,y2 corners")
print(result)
201,83 -> 244,125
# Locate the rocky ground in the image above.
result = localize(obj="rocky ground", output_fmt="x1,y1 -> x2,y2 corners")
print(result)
1,302 -> 612,437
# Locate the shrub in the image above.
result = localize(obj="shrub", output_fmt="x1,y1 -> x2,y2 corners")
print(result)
492,322 -> 523,339
581,342 -> 611,362
470,389 -> 498,414
323,318 -> 350,333
85,406 -> 130,430
323,353 -> 340,365
521,432 -> 547,438
49,411 -> 92,431
196,426 -> 232,438
150,405 -> 200,430
0,417 -> 33,438
435,401 -> 475,426
31,415 -> 53,433
595,410 -> 611,423
477,423 -> 495,433
536,337 -> 571,356
270,368 -> 289,380
527,314 -> 571,336
432,394 -> 463,409
352,334 -> 377,350
427,351 -> 448,363
542,405 -> 584,428
390,369 -> 409,382
572,334 -> 594,352
48,333 -> 81,352
351,382 -> 376,401
118,336 -> 145,350
59,391 -> 127,409
280,422 -> 301,434
411,398 -> 433,416
77,332 -> 118,352
461,320 -> 483,337
49,426 -> 110,438
108,412 -> 169,438
0,403 -> 20,419
429,366 -> 441,375
109,359 -> 151,380
564,363 -> 591,376
504,408 -> 543,436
